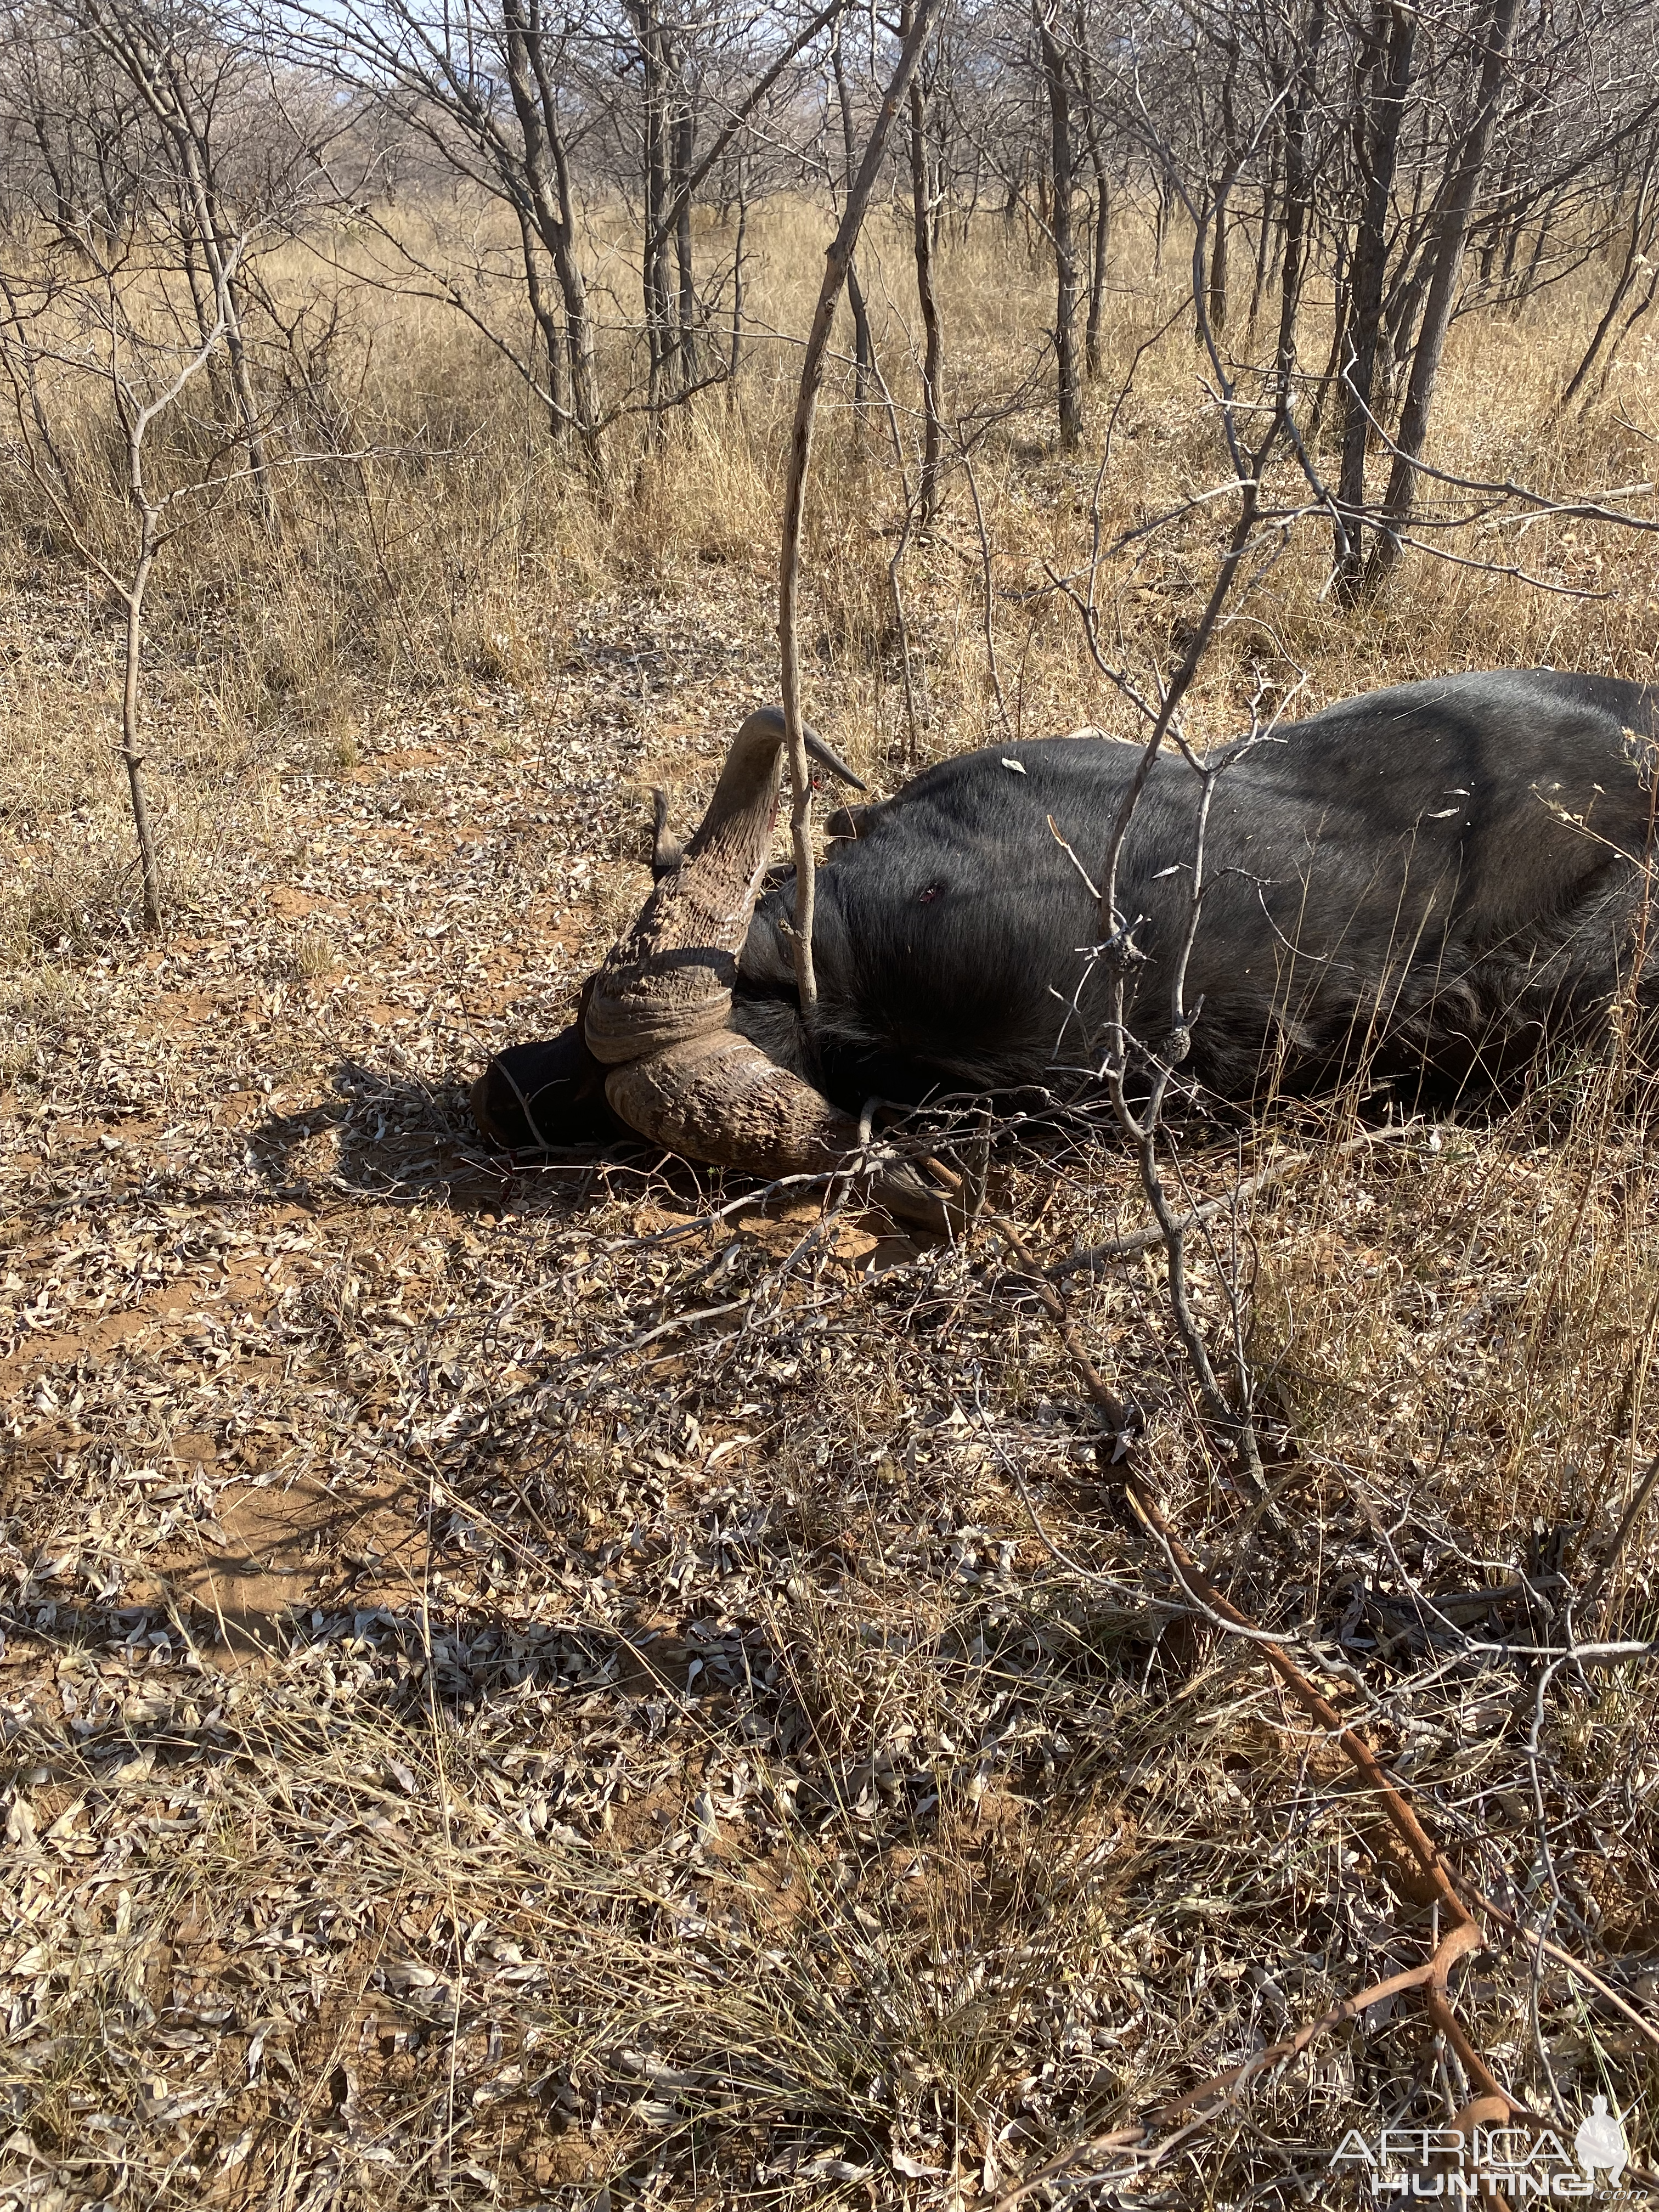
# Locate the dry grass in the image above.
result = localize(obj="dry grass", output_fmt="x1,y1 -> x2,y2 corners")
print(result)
2,191 -> 1658,2211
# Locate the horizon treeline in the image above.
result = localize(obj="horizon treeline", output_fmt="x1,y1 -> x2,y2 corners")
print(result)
2,0 -> 1657,520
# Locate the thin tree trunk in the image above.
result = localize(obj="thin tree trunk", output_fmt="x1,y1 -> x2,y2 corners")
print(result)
1373,262 -> 1425,428
646,90 -> 672,420
114,466 -> 163,935
109,333 -> 168,933
930,95 -> 949,250
177,213 -> 218,363
1246,149 -> 1276,335
673,101 -> 697,392
1154,160 -> 1172,279
905,0 -> 945,523
778,0 -> 945,1019
121,571 -> 162,934
1086,167 -> 1111,375
1306,226 -> 1349,442
1207,190 -> 1231,337
1335,0 -> 1418,585
1274,0 -> 1327,421
512,202 -> 570,433
632,0 -> 674,432
1037,8 -> 1081,450
870,365 -> 924,761
504,0 -> 602,463
1499,191 -> 1528,286
1476,145 -> 1520,286
1206,35 -> 1241,338
831,17 -> 874,407
1363,0 -> 1521,592
728,150 -> 748,394
1562,145 -> 1659,407
1078,28 -> 1111,378
963,139 -> 983,235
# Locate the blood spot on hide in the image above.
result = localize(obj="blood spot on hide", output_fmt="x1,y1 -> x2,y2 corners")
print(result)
917,883 -> 942,905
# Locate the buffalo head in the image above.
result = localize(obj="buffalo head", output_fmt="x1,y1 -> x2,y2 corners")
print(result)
473,706 -> 955,1228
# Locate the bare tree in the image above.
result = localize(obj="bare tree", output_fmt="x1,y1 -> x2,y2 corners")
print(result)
0,4 -> 150,251
904,0 -> 946,519
1076,16 -> 1112,379
304,0 -> 846,456
828,9 -> 875,408
625,0 -> 688,422
500,0 -> 601,450
1036,0 -> 1081,449
296,0 -> 607,459
1271,0 -> 1326,413
778,0 -> 946,1015
1363,0 -> 1521,591
0,212 -> 254,933
76,0 -> 287,531
1561,132 -> 1659,407
1329,0 -> 1421,584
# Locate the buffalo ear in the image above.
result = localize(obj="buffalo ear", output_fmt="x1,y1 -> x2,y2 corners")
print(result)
471,1026 -> 624,1149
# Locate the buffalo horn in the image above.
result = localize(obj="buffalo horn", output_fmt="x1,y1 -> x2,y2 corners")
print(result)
584,705 -> 862,1064
584,707 -> 953,1231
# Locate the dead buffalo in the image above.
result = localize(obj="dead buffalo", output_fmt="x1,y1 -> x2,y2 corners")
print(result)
472,674 -> 1659,1223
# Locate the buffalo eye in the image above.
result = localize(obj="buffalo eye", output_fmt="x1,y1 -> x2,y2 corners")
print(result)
917,883 -> 941,904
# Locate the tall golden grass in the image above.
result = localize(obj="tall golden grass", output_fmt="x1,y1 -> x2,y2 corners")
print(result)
5,189 -> 1658,951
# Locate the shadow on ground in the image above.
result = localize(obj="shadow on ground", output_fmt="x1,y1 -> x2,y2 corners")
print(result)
244,1056 -> 686,1226
246,1060 -> 518,1212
